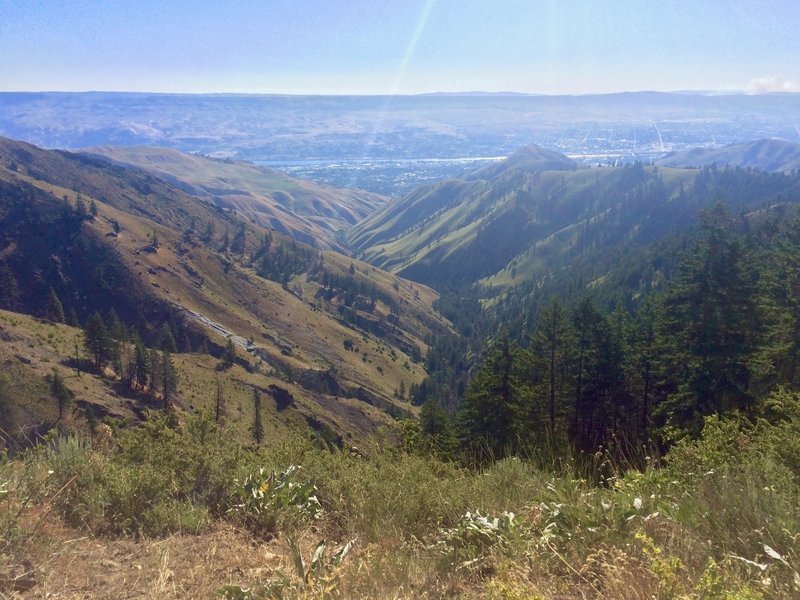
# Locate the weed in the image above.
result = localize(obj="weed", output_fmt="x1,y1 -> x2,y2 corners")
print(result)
228,465 -> 322,535
220,537 -> 355,599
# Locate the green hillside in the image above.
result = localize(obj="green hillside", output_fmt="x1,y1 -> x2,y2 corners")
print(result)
658,138 -> 800,172
84,145 -> 387,252
349,149 -> 800,295
0,136 -> 448,447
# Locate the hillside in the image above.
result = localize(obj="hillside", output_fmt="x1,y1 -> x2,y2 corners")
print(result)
0,136 -> 449,446
658,138 -> 800,172
84,145 -> 386,252
349,149 -> 800,294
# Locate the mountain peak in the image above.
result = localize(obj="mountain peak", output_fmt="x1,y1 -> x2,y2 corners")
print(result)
468,145 -> 575,181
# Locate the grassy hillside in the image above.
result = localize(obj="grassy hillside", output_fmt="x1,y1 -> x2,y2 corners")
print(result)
0,136 -> 449,446
84,145 -> 387,252
349,150 -> 800,295
658,138 -> 800,172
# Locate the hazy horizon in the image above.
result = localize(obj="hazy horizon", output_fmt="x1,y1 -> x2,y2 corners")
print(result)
2,1 -> 798,96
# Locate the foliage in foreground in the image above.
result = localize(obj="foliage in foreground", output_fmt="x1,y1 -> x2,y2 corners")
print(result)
2,391 -> 800,598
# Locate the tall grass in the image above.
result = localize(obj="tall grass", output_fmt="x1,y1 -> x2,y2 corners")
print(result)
4,390 -> 800,598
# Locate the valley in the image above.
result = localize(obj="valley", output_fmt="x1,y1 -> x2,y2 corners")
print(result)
3,99 -> 800,599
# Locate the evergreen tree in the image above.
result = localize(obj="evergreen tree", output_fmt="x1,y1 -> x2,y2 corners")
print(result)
569,297 -> 628,452
529,297 -> 573,434
133,339 -> 149,389
48,369 -> 73,421
215,374 -> 225,423
628,297 -> 663,444
75,195 -> 87,220
161,351 -> 177,411
665,205 -> 760,431
147,349 -> 161,393
106,309 -> 126,341
157,323 -> 178,353
219,230 -> 230,253
457,332 -> 524,459
46,288 -> 65,323
221,337 -> 236,368
83,311 -> 110,369
252,387 -> 264,445
420,398 -> 456,455
0,263 -> 19,311
756,214 -> 800,390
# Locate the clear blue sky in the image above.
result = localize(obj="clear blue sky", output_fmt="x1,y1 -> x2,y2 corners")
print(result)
1,0 -> 798,95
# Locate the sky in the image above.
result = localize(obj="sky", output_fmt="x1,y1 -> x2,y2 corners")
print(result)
1,0 -> 799,95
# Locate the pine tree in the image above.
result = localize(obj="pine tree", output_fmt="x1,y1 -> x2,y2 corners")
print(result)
157,323 -> 178,353
133,340 -> 149,389
161,351 -> 177,411
420,398 -> 456,455
457,332 -> 524,459
219,230 -> 230,253
75,195 -> 87,220
215,374 -> 225,423
665,205 -> 760,431
48,369 -> 73,421
83,311 -> 110,369
0,263 -> 18,311
147,349 -> 161,393
46,288 -> 65,323
0,374 -> 14,434
221,337 -> 236,368
569,297 -> 627,452
530,297 -> 573,434
252,387 -> 264,445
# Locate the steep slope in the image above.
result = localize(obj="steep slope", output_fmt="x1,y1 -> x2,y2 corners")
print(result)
657,139 -> 800,172
0,137 -> 449,445
349,149 -> 800,294
346,145 -> 575,262
83,145 -> 387,252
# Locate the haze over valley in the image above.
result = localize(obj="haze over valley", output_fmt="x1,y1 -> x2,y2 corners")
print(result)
3,91 -> 800,194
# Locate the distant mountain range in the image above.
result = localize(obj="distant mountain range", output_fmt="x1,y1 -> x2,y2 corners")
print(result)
2,92 -> 799,167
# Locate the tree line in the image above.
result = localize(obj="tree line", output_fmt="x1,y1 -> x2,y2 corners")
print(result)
421,204 -> 800,461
